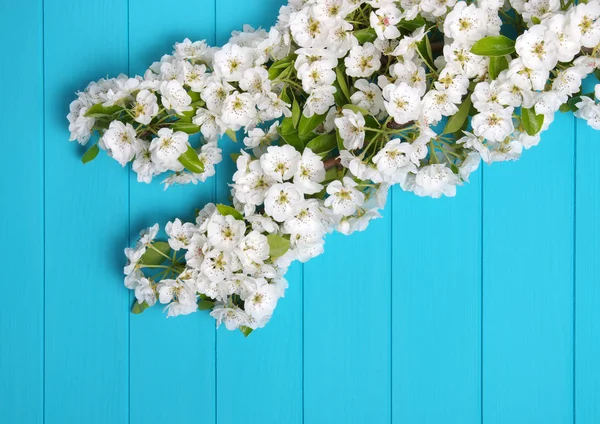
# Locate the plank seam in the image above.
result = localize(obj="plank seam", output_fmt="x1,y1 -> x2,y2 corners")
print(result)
213,4 -> 218,424
42,0 -> 47,421
389,188 -> 393,424
127,0 -> 131,422
480,167 -> 484,424
573,113 -> 577,424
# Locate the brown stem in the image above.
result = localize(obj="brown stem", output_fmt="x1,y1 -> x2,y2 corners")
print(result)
324,157 -> 341,170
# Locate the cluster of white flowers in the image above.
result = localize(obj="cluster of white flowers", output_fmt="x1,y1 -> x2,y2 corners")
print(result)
70,0 -> 600,333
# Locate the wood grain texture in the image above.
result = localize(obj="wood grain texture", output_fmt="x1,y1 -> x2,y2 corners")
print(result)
128,1 -> 217,424
575,78 -> 600,424
43,0 -> 129,422
0,1 -> 44,423
391,179 -> 482,424
1,1 -> 600,423
482,112 -> 575,424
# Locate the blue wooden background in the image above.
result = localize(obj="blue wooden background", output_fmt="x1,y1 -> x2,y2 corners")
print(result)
1,0 -> 599,422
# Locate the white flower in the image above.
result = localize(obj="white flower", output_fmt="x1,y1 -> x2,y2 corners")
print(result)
471,106 -> 515,142
159,80 -> 192,114
260,145 -> 301,182
102,121 -> 137,166
201,249 -> 234,282
192,108 -> 226,141
289,9 -> 332,48
297,60 -> 337,93
213,43 -> 254,81
134,278 -> 157,307
243,122 -> 279,148
345,43 -> 381,77
221,92 -> 257,131
238,231 -> 270,265
284,199 -> 326,236
515,25 -> 559,71
244,282 -> 280,322
264,182 -> 304,222
239,67 -> 271,95
184,233 -> 207,269
201,79 -> 234,113
383,82 -> 422,124
293,148 -> 326,194
372,139 -> 418,184
304,85 -> 337,117
157,279 -> 196,306
443,2 -> 488,43
544,13 -> 581,63
174,38 -> 209,60
132,140 -> 157,183
569,2 -> 600,48
414,164 -> 460,198
149,128 -> 189,172
257,92 -> 292,121
131,89 -> 158,125
166,218 -> 196,250
351,79 -> 385,115
207,213 -> 246,250
210,305 -> 250,330
370,5 -> 402,40
325,177 -> 364,216
335,109 -> 366,150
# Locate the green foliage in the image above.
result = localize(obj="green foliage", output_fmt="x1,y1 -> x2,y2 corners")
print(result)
306,132 -> 337,155
298,113 -> 327,137
443,95 -> 472,134
140,241 -> 172,266
471,36 -> 515,57
488,56 -> 509,80
84,103 -> 123,118
521,107 -> 545,136
197,299 -> 215,311
178,146 -> 205,174
277,125 -> 304,152
239,326 -> 254,337
131,300 -> 149,314
336,66 -> 351,101
216,204 -> 244,221
81,144 -> 99,164
267,234 -> 290,259
172,122 -> 201,134
353,27 -> 377,43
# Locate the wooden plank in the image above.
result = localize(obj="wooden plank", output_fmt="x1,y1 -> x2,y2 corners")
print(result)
391,180 -> 482,423
304,217 -> 391,423
482,112 -> 574,423
127,1 -> 217,424
575,79 -> 600,424
43,0 -> 129,422
213,2 -> 303,423
0,0 -> 44,423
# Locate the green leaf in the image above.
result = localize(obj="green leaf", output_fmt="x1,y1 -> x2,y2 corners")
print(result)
178,146 -> 205,174
305,132 -> 337,155
470,35 -> 515,57
277,127 -> 304,152
216,204 -> 244,221
131,300 -> 149,314
267,234 -> 290,259
443,95 -> 472,134
353,27 -> 377,44
521,107 -> 545,136
197,299 -> 215,311
336,128 -> 345,152
398,17 -> 426,32
81,144 -> 100,164
298,113 -> 327,137
343,104 -> 370,116
172,122 -> 201,134
84,103 -> 123,118
178,109 -> 196,123
225,129 -> 237,142
531,16 -> 541,25
239,326 -> 254,337
230,152 -> 241,163
488,56 -> 509,80
416,36 -> 436,71
292,98 -> 301,128
336,67 -> 351,101
594,68 -> 600,81
140,241 -> 171,266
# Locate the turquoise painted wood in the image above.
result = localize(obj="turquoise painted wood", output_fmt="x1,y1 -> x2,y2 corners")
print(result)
1,0 -> 599,423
